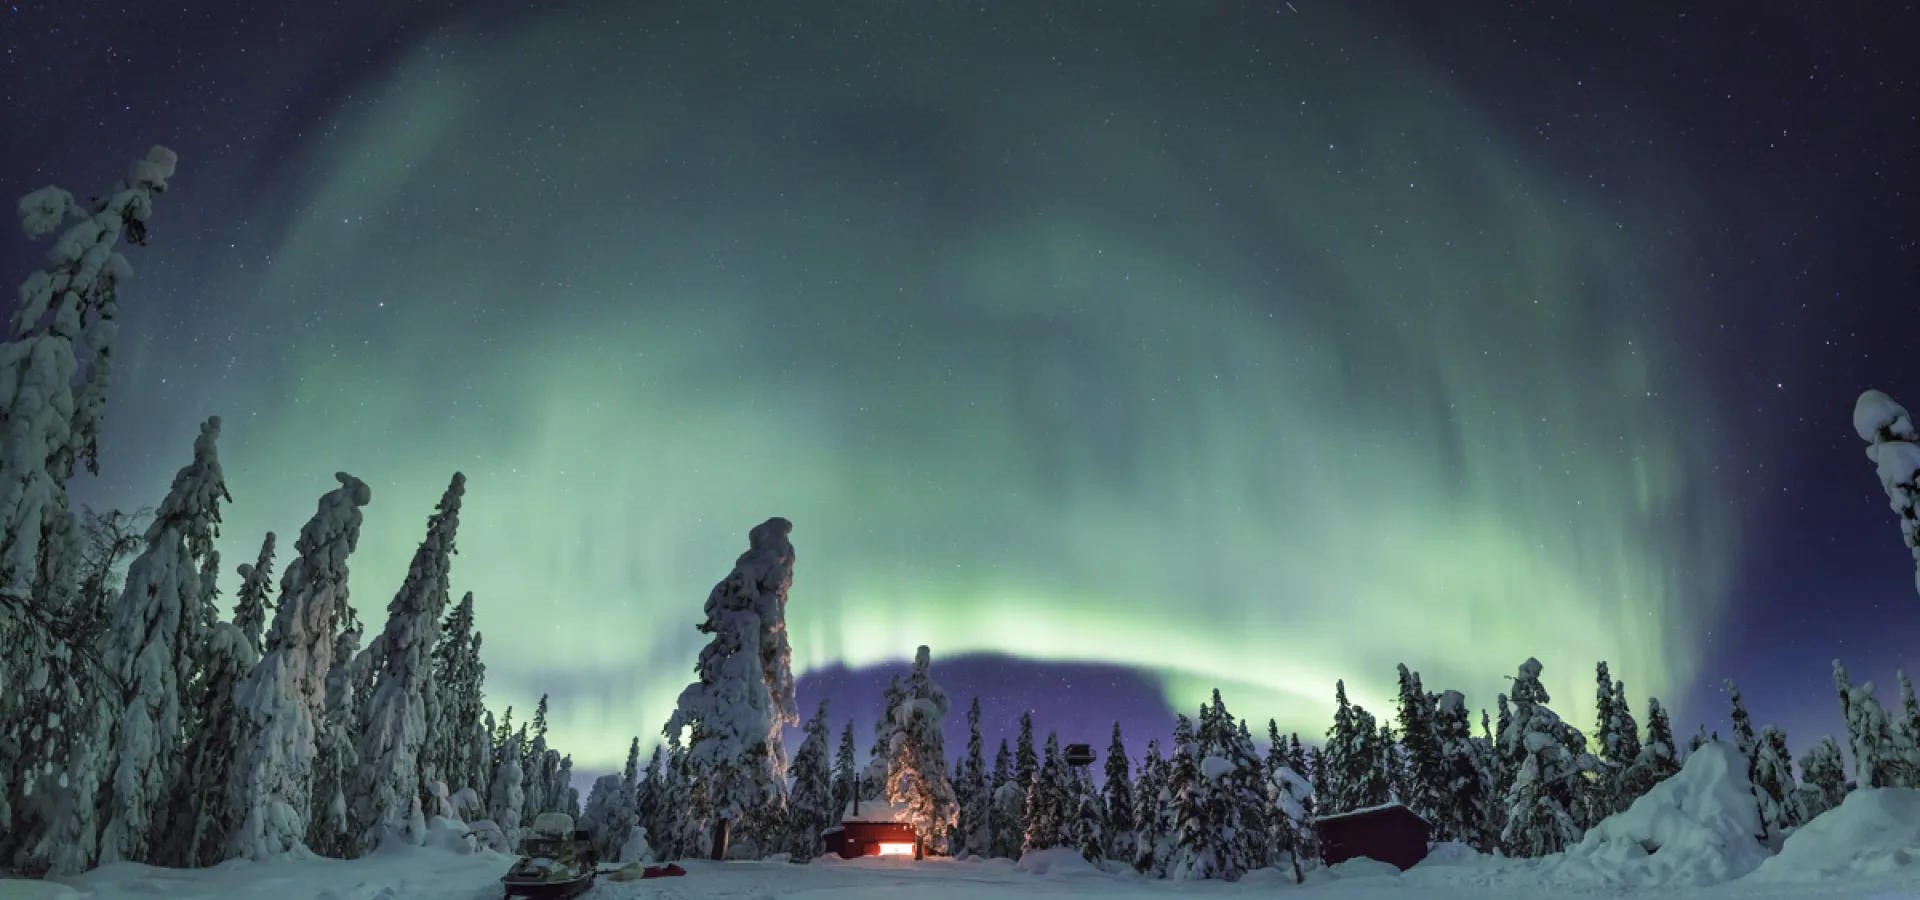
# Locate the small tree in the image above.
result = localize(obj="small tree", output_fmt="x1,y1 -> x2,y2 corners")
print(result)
1103,721 -> 1135,862
1750,725 -> 1798,834
1793,736 -> 1848,822
232,533 -> 277,658
786,700 -> 833,861
1619,697 -> 1681,807
831,720 -> 857,824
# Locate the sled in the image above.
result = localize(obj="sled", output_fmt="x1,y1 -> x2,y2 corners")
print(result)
501,814 -> 599,899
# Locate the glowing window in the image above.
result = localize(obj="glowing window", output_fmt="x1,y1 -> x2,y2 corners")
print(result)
876,842 -> 915,856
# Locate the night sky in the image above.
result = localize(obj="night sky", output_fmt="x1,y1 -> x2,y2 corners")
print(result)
4,0 -> 1918,781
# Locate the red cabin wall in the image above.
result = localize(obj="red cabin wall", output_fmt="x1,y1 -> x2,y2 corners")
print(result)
825,822 -> 918,858
1316,810 -> 1430,871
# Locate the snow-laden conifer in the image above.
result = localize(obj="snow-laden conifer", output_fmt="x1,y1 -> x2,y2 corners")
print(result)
786,700 -> 833,861
224,472 -> 372,860
989,738 -> 1021,859
886,645 -> 956,854
1854,389 -> 1920,595
309,624 -> 366,857
168,621 -> 257,867
579,773 -> 621,852
1103,721 -> 1134,862
1620,696 -> 1680,806
1792,736 -> 1848,822
431,591 -> 484,793
91,417 -> 229,864
957,698 -> 990,856
1011,710 -> 1037,841
1394,665 -> 1445,826
232,533 -> 276,658
1023,732 -> 1071,855
1163,714 -> 1210,879
1065,765 -> 1106,866
831,719 -> 857,825
1130,739 -> 1167,874
352,473 -> 464,853
1750,724 -> 1798,834
1433,690 -> 1488,849
1499,658 -> 1586,856
664,517 -> 797,856
599,737 -> 641,860
1836,661 -> 1902,788
488,724 -> 527,850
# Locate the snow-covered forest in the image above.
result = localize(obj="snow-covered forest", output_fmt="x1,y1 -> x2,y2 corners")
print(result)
11,150 -> 1920,898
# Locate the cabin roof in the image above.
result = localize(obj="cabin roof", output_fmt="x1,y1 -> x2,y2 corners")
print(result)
838,799 -> 912,824
1316,801 -> 1429,826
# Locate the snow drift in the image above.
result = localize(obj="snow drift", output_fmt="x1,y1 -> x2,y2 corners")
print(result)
1553,740 -> 1768,888
1753,787 -> 1920,882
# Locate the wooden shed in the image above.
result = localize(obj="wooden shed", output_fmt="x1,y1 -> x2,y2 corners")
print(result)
822,798 -> 918,859
1314,802 -> 1431,871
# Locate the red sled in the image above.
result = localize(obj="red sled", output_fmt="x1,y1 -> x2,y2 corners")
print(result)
642,864 -> 687,879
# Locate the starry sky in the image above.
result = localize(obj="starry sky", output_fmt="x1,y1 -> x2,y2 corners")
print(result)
3,0 -> 1917,780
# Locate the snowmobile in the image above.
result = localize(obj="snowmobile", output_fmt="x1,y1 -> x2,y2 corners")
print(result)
501,813 -> 600,899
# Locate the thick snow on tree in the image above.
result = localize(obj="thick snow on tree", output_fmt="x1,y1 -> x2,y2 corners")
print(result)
886,645 -> 957,854
232,532 -> 276,658
988,738 -> 1021,859
1011,710 -> 1037,838
1725,679 -> 1757,762
0,146 -> 175,608
90,416 -> 227,865
664,517 -> 797,845
1023,732 -> 1071,855
1854,389 -> 1920,595
636,744 -> 676,860
1432,690 -> 1489,849
1130,739 -> 1167,874
1065,767 -> 1106,866
786,700 -> 834,861
353,473 -> 464,855
1103,721 -> 1134,862
431,592 -> 485,794
1500,658 -> 1588,857
1394,665 -> 1445,827
1622,696 -> 1682,807
1792,736 -> 1848,822
869,674 -> 906,799
1835,659 -> 1902,788
309,624 -> 367,858
594,737 -> 641,860
488,725 -> 527,850
1751,725 -> 1799,834
168,621 -> 258,867
224,472 -> 372,861
1557,741 -> 1769,888
957,698 -> 990,857
831,719 -> 857,826
1163,712 -> 1214,879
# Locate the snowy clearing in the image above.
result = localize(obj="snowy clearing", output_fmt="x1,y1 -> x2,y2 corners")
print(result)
15,843 -> 1920,900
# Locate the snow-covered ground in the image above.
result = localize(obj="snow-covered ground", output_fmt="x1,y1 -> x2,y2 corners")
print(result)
8,841 -> 1917,900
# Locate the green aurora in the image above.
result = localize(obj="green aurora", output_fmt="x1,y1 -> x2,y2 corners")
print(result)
161,4 -> 1728,770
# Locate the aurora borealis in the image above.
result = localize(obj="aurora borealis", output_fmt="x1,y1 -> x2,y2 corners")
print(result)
7,1 -> 1914,776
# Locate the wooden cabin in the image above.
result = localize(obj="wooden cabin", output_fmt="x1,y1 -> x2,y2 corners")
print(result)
823,798 -> 918,859
1314,802 -> 1431,871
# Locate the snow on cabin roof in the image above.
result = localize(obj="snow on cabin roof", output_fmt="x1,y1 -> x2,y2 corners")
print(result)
838,799 -> 911,824
1316,801 -> 1428,825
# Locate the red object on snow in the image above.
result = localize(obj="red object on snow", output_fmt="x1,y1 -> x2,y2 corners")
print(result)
641,864 -> 687,879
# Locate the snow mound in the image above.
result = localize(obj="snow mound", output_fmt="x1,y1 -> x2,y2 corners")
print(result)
421,816 -> 476,854
1753,787 -> 1920,882
1015,846 -> 1104,876
530,812 -> 574,837
618,825 -> 653,864
1555,740 -> 1768,888
1416,841 -> 1487,867
1326,856 -> 1402,879
467,819 -> 511,853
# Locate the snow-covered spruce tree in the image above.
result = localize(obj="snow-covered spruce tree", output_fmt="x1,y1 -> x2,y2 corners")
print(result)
1067,765 -> 1106,866
1491,694 -> 1516,804
1792,736 -> 1848,822
167,619 -> 257,867
1220,712 -> 1271,878
1023,732 -> 1071,855
580,773 -> 620,852
1012,710 -> 1037,841
868,674 -> 906,801
1395,665 -> 1445,827
1164,712 -> 1216,879
1433,690 -> 1487,848
1605,679 -> 1641,818
635,744 -> 670,860
1267,744 -> 1313,883
89,417 -> 227,865
1131,738 -> 1168,874
663,517 -> 797,858
886,645 -> 957,855
1322,680 -> 1358,813
223,472 -> 372,860
1726,679 -> 1757,763
1351,708 -> 1392,811
601,737 -> 641,860
1474,709 -> 1505,849
1499,658 -> 1586,857
431,591 -> 484,794
1687,725 -> 1712,756
1853,389 -> 1920,595
989,738 -> 1021,859
1835,659 -> 1901,788
831,719 -> 856,824
1894,671 -> 1920,788
1103,721 -> 1134,862
352,473 -> 464,853
1619,696 -> 1681,806
1750,725 -> 1798,834
787,700 -> 833,862
958,698 -> 990,857
231,533 -> 276,657
309,624 -> 367,857
489,724 -> 527,850
555,752 -> 578,818
1585,662 -> 1620,827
